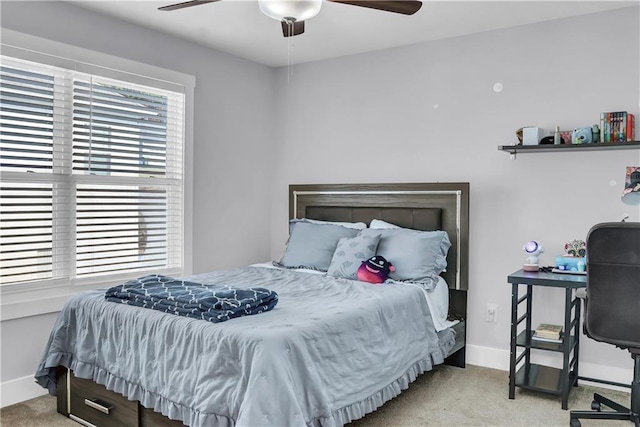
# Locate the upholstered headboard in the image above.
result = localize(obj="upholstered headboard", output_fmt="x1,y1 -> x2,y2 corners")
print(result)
289,183 -> 469,291
304,206 -> 442,231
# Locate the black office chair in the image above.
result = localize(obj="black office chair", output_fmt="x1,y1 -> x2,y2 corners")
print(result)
569,222 -> 640,427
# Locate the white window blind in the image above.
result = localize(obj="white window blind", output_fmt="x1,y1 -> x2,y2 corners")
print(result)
0,56 -> 184,286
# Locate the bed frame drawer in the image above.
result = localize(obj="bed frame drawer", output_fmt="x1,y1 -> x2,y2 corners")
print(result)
69,374 -> 138,427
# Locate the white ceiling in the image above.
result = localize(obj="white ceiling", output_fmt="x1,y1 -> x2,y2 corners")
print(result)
70,1 -> 637,67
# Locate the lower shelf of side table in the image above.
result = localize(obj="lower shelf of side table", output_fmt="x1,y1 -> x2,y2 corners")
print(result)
517,331 -> 576,352
514,363 -> 576,395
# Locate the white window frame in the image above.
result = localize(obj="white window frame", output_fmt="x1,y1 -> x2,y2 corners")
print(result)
0,29 -> 195,321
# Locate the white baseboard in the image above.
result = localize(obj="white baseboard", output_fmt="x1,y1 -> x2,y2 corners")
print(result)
467,343 -> 510,371
571,361 -> 632,393
1,345 -> 632,408
466,344 -> 633,393
1,375 -> 48,408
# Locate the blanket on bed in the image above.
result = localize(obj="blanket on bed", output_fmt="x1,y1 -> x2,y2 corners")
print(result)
37,267 -> 454,427
105,274 -> 278,323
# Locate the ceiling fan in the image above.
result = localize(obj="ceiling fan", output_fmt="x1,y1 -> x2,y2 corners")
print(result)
158,0 -> 422,37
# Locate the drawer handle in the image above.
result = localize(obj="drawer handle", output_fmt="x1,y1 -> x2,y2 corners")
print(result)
84,398 -> 113,415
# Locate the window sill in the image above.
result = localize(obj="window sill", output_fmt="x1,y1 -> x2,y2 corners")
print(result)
1,294 -> 72,321
1,268 -> 183,321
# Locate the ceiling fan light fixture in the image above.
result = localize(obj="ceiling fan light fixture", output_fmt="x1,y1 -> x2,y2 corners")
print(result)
258,0 -> 323,22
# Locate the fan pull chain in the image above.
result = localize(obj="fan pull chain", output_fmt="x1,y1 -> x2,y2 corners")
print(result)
287,22 -> 294,83
289,40 -> 294,81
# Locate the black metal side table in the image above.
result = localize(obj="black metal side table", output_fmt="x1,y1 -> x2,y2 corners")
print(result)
507,268 -> 587,409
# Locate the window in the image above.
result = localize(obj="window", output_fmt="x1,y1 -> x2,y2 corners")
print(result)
0,56 -> 185,288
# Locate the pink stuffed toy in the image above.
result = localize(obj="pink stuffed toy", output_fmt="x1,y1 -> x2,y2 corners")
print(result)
357,255 -> 395,284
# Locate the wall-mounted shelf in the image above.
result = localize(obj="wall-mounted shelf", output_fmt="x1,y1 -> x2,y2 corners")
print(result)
499,141 -> 640,157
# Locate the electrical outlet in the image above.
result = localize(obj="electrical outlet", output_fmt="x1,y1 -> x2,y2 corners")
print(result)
486,303 -> 498,322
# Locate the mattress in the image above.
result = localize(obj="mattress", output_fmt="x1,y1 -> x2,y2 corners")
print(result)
36,265 -> 456,427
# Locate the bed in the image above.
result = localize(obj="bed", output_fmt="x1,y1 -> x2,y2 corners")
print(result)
35,182 -> 469,427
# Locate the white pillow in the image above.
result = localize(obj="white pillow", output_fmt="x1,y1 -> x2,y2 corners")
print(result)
370,219 -> 401,229
297,218 -> 367,230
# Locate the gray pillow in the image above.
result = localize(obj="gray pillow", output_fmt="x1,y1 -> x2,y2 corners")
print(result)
280,221 -> 360,271
327,233 -> 381,280
360,227 -> 451,290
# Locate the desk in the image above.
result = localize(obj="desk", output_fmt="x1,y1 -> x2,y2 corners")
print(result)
507,269 -> 587,409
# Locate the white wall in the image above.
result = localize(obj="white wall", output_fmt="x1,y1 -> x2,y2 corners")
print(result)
0,0 -> 276,405
1,0 -> 639,407
269,6 -> 640,379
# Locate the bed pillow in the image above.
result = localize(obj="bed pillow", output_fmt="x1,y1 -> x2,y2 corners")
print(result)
291,218 -> 367,230
279,221 -> 360,271
360,227 -> 451,290
369,219 -> 401,229
327,232 -> 381,280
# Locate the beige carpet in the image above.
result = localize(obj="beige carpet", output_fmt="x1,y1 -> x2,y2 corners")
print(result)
0,364 -> 632,426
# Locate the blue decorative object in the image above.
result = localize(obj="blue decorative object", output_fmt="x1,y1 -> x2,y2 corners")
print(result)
554,239 -> 587,273
555,256 -> 586,272
572,127 -> 593,144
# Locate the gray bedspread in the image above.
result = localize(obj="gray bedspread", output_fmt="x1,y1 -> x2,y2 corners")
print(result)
35,266 -> 455,427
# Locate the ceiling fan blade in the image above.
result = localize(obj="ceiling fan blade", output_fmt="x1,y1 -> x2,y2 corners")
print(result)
281,20 -> 305,37
328,0 -> 422,15
158,0 -> 220,12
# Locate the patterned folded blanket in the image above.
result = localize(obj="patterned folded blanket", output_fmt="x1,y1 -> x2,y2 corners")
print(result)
105,274 -> 278,323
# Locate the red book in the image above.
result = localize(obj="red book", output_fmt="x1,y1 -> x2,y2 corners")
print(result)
628,113 -> 635,141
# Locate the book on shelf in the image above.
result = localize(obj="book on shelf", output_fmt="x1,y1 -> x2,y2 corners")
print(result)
600,111 -> 636,143
531,333 -> 563,344
534,323 -> 563,340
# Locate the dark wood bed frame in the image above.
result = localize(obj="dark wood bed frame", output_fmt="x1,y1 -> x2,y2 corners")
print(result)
55,182 -> 470,426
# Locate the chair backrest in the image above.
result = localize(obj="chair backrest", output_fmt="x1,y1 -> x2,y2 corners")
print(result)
585,222 -> 640,350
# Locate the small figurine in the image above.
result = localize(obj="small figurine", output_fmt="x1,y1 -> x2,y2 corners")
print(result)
592,124 -> 600,143
555,239 -> 587,272
564,239 -> 586,257
523,241 -> 544,272
357,255 -> 395,284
